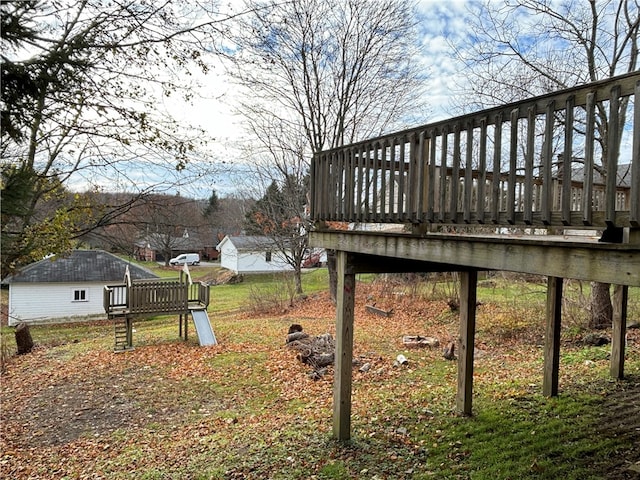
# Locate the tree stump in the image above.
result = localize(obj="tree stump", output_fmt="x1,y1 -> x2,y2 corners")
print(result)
15,322 -> 34,355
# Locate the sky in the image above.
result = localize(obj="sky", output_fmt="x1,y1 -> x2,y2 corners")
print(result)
167,0 -> 477,198
57,0 -> 635,199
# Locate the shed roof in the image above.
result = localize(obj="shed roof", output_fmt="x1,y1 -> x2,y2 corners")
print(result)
217,235 -> 285,252
134,232 -> 203,251
2,250 -> 159,284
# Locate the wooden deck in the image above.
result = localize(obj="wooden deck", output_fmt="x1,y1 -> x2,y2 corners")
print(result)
308,72 -> 640,441
103,278 -> 210,317
311,71 -> 639,230
103,276 -> 210,351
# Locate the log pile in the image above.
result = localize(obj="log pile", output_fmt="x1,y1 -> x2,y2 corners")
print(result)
286,324 -> 335,379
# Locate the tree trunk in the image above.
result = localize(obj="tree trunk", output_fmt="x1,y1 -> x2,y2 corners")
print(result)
294,267 -> 303,295
15,322 -> 34,354
590,282 -> 612,329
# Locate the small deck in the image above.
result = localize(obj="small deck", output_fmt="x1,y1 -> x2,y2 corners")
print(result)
103,276 -> 210,351
308,72 -> 640,441
103,278 -> 210,317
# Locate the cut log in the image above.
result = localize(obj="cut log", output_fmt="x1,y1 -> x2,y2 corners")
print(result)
305,352 -> 334,369
402,335 -> 440,348
15,322 -> 34,355
365,304 -> 393,317
286,331 -> 309,343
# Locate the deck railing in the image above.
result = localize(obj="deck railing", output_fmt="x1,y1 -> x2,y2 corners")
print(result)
103,278 -> 210,316
310,72 -> 639,229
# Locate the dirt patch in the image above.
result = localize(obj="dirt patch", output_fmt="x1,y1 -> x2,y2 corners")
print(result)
5,361 -> 227,448
18,375 -> 142,446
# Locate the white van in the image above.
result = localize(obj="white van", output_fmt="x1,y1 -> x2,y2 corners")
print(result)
169,253 -> 200,266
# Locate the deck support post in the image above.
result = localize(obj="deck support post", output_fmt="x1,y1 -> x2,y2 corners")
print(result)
126,317 -> 134,349
543,276 -> 563,397
333,250 -> 356,442
456,270 -> 478,416
610,284 -> 629,379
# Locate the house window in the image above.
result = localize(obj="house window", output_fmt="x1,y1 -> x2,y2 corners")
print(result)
73,289 -> 88,302
265,251 -> 272,262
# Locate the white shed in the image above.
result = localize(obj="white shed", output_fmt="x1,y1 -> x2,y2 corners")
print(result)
2,250 -> 158,326
216,236 -> 294,274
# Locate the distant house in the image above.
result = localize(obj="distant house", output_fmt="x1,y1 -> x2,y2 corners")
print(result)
134,231 -> 220,262
216,236 -> 294,274
1,250 -> 158,326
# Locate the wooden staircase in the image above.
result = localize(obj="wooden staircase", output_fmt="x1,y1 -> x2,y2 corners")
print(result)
113,316 -> 133,352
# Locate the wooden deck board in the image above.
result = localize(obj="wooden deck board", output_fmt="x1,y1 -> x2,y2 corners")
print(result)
310,230 -> 640,286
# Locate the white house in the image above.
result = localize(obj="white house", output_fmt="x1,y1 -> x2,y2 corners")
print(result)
2,250 -> 158,326
216,236 -> 295,274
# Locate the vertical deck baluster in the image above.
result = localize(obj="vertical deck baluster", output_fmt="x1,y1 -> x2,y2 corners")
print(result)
450,125 -> 461,222
321,153 -> 328,219
428,129 -> 438,222
317,153 -> 324,220
335,150 -> 342,220
541,101 -> 555,225
389,138 -> 397,220
562,96 -> 575,225
406,134 -> 417,222
346,147 -> 355,221
439,128 -> 449,223
464,121 -> 474,223
524,106 -> 535,225
380,140 -> 388,220
330,151 -> 338,220
477,119 -> 487,224
355,145 -> 364,223
491,114 -> 502,223
363,144 -> 371,223
605,86 -> 621,226
318,153 -> 327,220
508,108 -> 519,224
632,81 -> 640,227
310,154 -> 317,220
582,93 -> 596,225
416,131 -> 427,223
372,143 -> 379,222
397,136 -> 406,222
337,150 -> 345,220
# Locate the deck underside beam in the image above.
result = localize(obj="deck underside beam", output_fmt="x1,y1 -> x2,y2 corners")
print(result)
310,231 -> 640,287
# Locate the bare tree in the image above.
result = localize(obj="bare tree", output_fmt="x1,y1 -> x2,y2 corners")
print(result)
453,0 -> 639,328
0,0 -> 235,276
229,0 -> 428,298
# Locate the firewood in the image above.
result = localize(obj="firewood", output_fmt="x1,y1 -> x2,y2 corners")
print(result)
286,331 -> 309,343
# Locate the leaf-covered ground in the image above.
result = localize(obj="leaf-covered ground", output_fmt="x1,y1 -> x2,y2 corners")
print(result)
1,280 -> 639,479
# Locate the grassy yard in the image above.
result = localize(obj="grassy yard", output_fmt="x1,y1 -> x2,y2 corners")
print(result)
1,270 -> 639,479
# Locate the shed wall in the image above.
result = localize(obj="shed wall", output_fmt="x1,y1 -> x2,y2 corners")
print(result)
218,241 -> 294,274
237,251 -> 293,273
8,282 -> 107,325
